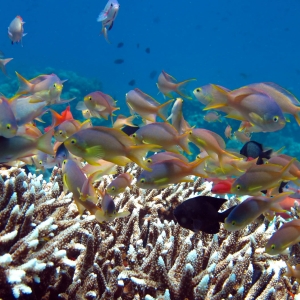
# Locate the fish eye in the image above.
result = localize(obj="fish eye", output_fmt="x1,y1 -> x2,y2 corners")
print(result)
111,186 -> 115,191
147,158 -> 152,163
53,83 -> 57,88
271,244 -> 276,250
89,97 -> 92,101
196,88 -> 201,92
140,178 -> 145,184
273,116 -> 279,122
63,160 -> 67,165
111,3 -> 113,6
132,133 -> 136,138
189,131 -> 192,135
39,160 -> 43,165
59,130 -> 63,135
231,220 -> 236,226
71,139 -> 76,144
6,124 -> 11,129
236,185 -> 241,190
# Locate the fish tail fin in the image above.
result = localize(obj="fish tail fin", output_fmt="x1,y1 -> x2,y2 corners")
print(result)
178,131 -> 192,154
15,72 -> 33,95
157,99 -> 175,121
203,84 -> 229,110
175,78 -> 197,100
280,158 -> 297,180
294,107 -> 300,125
110,107 -> 120,126
219,151 -> 238,172
94,208 -> 106,223
218,205 -> 237,223
49,108 -> 63,128
0,58 -> 13,76
36,128 -> 54,155
262,149 -> 273,160
286,263 -> 294,278
75,200 -> 86,215
127,144 -> 161,171
190,157 -> 208,178
102,27 -> 111,44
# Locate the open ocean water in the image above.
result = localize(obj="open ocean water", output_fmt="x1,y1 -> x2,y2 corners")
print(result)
1,0 -> 300,157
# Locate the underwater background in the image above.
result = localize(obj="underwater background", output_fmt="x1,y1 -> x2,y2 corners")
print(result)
1,0 -> 300,157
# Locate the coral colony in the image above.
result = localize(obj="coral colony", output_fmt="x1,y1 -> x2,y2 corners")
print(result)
0,164 -> 299,299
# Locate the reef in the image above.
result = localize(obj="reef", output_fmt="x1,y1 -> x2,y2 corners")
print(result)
0,164 -> 299,300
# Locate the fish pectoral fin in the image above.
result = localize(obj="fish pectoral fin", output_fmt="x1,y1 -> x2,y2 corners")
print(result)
249,185 -> 263,192
225,113 -> 245,121
95,104 -> 107,111
62,174 -> 69,194
203,103 -> 227,111
29,97 -> 45,104
192,219 -> 202,232
248,112 -> 264,124
181,177 -> 194,183
154,178 -> 169,185
85,158 -> 102,166
86,146 -> 105,160
115,211 -> 131,219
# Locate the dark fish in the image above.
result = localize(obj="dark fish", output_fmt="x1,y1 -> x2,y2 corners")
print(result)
278,181 -> 288,193
153,16 -> 160,23
149,70 -> 157,79
240,141 -> 272,165
121,125 -> 140,136
128,79 -> 136,86
145,47 -> 150,54
114,59 -> 124,64
239,72 -> 248,79
117,42 -> 124,48
55,143 -> 69,167
174,195 -> 236,234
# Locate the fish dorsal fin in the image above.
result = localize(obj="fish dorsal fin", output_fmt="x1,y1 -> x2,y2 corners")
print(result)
91,126 -> 133,148
162,70 -> 177,83
281,219 -> 300,230
230,87 -> 265,103
262,82 -> 300,105
193,195 -> 227,211
98,91 -> 117,108
133,88 -> 161,106
202,129 -> 226,149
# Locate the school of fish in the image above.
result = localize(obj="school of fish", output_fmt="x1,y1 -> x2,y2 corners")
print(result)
3,0 -> 300,283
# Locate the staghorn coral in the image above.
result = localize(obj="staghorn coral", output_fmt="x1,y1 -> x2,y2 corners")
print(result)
0,164 -> 299,299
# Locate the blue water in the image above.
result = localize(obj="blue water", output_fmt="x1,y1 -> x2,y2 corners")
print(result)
2,0 -> 300,156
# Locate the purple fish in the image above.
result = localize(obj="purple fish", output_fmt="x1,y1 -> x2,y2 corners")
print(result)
97,0 -> 120,43
8,16 -> 27,45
